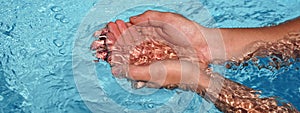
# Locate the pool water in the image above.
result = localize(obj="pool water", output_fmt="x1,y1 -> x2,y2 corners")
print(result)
1,0 -> 300,113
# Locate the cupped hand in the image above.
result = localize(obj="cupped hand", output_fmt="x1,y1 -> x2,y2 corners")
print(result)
91,10 -> 211,88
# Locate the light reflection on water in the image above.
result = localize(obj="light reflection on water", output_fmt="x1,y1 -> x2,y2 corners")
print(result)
0,0 -> 300,112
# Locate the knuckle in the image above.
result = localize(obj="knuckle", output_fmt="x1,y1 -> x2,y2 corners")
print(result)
144,10 -> 154,14
144,10 -> 161,17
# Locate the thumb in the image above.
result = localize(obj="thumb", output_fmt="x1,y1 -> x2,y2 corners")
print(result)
127,60 -> 201,86
129,10 -> 170,27
128,64 -> 152,81
128,60 -> 170,86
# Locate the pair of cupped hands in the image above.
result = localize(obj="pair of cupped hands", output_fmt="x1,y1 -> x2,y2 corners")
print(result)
92,10 -> 212,89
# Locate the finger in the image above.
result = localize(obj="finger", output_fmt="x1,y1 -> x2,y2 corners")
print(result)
107,22 -> 121,40
140,26 -> 155,37
129,10 -> 166,27
96,51 -> 107,59
128,64 -> 151,81
93,30 -> 102,37
111,54 -> 130,77
127,25 -> 145,44
128,60 -> 170,85
90,40 -> 105,50
116,20 -> 134,46
93,27 -> 108,37
126,22 -> 133,27
130,10 -> 193,36
116,20 -> 127,34
106,32 -> 116,45
154,27 -> 170,41
124,22 -> 139,44
128,60 -> 203,86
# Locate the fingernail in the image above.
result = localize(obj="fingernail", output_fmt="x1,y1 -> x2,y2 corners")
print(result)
131,16 -> 137,19
90,40 -> 105,50
93,30 -> 102,37
115,19 -> 123,23
101,28 -> 109,35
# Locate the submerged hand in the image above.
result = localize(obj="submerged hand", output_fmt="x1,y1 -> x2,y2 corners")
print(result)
92,10 -> 211,88
129,10 -> 211,64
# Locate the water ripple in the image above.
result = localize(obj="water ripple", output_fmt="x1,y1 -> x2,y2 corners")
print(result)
50,6 -> 63,12
2,0 -> 300,112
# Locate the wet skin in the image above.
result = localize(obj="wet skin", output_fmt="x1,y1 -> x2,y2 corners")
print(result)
92,10 -> 300,89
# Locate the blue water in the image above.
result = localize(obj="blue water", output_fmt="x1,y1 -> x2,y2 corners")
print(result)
1,0 -> 300,113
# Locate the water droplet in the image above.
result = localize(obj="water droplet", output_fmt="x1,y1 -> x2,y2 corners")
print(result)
147,103 -> 154,108
53,39 -> 64,47
9,46 -> 19,55
38,7 -> 46,12
54,14 -> 65,20
59,49 -> 66,54
50,6 -> 62,12
0,95 -> 3,101
60,18 -> 69,24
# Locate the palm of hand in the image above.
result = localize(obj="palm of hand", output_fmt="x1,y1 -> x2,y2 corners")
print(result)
92,10 -> 208,87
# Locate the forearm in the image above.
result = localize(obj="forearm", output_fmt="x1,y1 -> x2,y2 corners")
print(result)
192,18 -> 300,112
190,72 -> 299,112
219,17 -> 300,59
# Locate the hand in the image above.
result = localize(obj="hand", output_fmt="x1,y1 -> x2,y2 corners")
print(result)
128,10 -> 211,64
91,10 -> 211,88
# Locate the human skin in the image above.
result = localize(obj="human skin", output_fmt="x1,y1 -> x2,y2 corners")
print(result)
93,10 -> 300,89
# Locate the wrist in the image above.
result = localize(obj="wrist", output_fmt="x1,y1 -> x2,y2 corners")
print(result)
197,72 -> 211,89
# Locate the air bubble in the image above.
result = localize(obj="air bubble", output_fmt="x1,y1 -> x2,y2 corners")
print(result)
53,39 -> 64,47
59,49 -> 66,54
54,14 -> 69,23
146,103 -> 154,108
6,36 -> 12,39
50,6 -> 62,12
60,18 -> 69,24
54,14 -> 65,20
